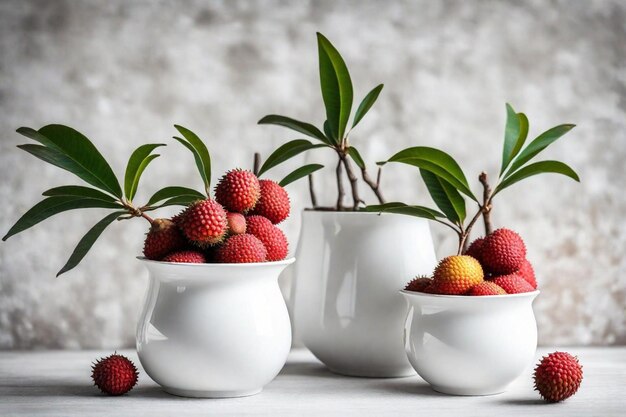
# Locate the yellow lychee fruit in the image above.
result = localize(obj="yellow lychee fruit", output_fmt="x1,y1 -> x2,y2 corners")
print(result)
432,255 -> 484,295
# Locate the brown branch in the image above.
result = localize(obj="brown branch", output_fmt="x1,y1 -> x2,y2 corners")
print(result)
479,172 -> 493,235
342,155 -> 361,210
361,166 -> 386,204
335,157 -> 345,210
253,152 -> 261,176
308,173 -> 318,208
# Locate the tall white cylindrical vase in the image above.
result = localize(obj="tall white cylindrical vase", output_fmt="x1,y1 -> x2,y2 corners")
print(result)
292,211 -> 437,377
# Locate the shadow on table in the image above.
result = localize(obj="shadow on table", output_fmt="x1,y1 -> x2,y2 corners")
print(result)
500,398 -> 547,406
279,359 -> 335,378
373,380 -> 449,398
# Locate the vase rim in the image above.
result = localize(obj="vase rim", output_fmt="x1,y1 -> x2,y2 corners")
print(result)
137,256 -> 296,268
400,289 -> 540,299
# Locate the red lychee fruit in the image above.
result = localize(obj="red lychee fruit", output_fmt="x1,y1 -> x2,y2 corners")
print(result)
226,212 -> 247,235
163,250 -> 206,263
142,218 -> 185,260
249,180 -> 290,224
468,281 -> 506,296
245,215 -> 288,261
404,276 -> 433,292
432,255 -> 484,295
91,353 -> 138,396
215,234 -> 267,263
534,352 -> 583,402
481,228 -> 527,274
464,236 -> 485,263
422,284 -> 441,294
492,273 -> 534,294
517,259 -> 537,289
177,200 -> 228,246
214,169 -> 260,213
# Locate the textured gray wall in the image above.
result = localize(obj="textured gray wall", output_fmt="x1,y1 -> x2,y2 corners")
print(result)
0,0 -> 624,349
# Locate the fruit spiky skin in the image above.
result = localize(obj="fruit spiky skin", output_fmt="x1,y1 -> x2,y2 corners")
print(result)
163,250 -> 206,263
517,259 -> 537,289
534,352 -> 583,402
215,234 -> 267,263
245,215 -> 288,261
249,180 -> 290,224
464,237 -> 485,263
226,212 -> 247,235
142,218 -> 185,260
493,273 -> 534,294
405,276 -> 432,292
468,281 -> 506,296
91,353 -> 138,395
177,200 -> 228,246
214,169 -> 260,213
481,228 -> 527,274
432,255 -> 484,295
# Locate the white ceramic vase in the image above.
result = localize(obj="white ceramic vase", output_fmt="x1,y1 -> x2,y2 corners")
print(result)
292,211 -> 437,377
136,258 -> 294,398
401,290 -> 539,395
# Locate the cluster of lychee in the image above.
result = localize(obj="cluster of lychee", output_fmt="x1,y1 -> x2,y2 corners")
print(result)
142,170 -> 290,263
405,228 -> 537,296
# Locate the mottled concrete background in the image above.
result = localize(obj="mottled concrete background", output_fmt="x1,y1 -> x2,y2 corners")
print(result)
0,0 -> 624,349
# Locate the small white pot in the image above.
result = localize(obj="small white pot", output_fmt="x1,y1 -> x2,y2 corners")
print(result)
401,290 -> 539,395
292,211 -> 437,377
136,258 -> 294,398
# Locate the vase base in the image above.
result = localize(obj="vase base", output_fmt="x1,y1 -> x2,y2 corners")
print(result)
327,366 -> 416,378
163,387 -> 262,398
430,385 -> 505,396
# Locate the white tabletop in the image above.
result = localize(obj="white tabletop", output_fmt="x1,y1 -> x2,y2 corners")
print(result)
0,347 -> 624,416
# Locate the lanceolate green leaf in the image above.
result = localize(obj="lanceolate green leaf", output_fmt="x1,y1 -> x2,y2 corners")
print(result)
124,144 -> 165,201
173,137 -> 209,193
147,186 -> 205,206
149,195 -> 201,209
506,124 -> 576,176
279,164 -> 324,187
364,202 -> 445,220
57,211 -> 124,276
258,115 -> 331,144
2,196 -> 122,241
420,169 -> 465,224
17,143 -> 119,198
495,160 -> 580,195
317,32 -> 353,142
382,147 -> 476,200
323,120 -> 337,145
17,125 -> 122,197
174,125 -> 212,189
347,146 -> 365,169
500,104 -> 521,175
43,186 -> 118,203
352,84 -> 384,128
258,139 -> 326,176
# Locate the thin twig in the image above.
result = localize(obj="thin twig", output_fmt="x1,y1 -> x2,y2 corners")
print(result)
342,155 -> 360,210
361,166 -> 386,204
253,152 -> 262,176
335,157 -> 345,210
308,173 -> 318,208
479,172 -> 493,235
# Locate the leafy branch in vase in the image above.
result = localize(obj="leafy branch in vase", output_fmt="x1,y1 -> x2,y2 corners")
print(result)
366,103 -> 580,254
258,32 -> 386,211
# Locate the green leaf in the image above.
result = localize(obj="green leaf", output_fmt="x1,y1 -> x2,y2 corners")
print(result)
500,104 -> 520,175
258,115 -> 331,145
363,202 -> 445,220
352,84 -> 384,128
174,125 -> 212,189
506,124 -> 576,176
173,137 -> 209,193
147,186 -> 205,206
43,186 -> 118,203
317,32 -> 353,142
3,196 -> 121,241
279,164 -> 324,187
57,211 -> 124,276
495,160 -> 580,195
420,169 -> 465,224
17,125 -> 122,197
258,139 -> 327,176
149,195 -> 201,209
124,144 -> 165,201
347,146 -> 365,169
382,146 -> 476,200
323,120 -> 337,145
